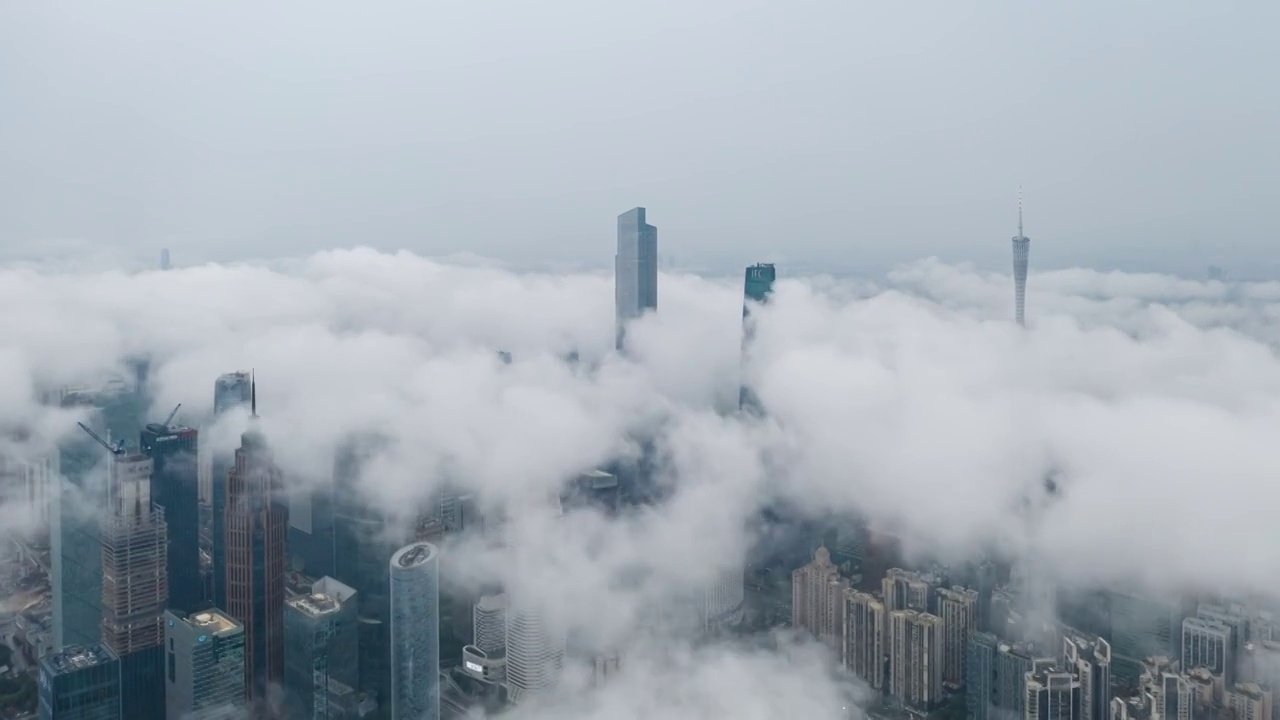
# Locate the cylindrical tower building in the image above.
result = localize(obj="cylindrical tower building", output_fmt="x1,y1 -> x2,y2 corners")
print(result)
389,542 -> 439,720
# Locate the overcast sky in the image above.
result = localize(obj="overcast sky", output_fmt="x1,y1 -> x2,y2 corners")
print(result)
2,2 -> 1276,276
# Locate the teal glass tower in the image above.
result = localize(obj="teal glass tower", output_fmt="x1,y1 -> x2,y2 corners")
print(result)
740,263 -> 776,414
38,644 -> 121,720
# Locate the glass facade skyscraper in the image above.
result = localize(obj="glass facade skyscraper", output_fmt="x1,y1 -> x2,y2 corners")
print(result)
165,609 -> 246,720
140,420 -> 201,615
332,435 -> 401,709
614,207 -> 658,351
740,262 -> 776,414
390,542 -> 440,720
38,644 -> 121,720
284,577 -> 358,720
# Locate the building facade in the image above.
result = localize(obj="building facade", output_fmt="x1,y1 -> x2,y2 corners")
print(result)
843,589 -> 886,690
390,542 -> 440,720
792,547 -> 847,650
99,451 -> 166,720
938,586 -> 979,686
614,206 -> 658,351
224,426 -> 288,709
332,435 -> 402,710
38,644 -> 121,720
210,371 -> 252,612
283,577 -> 358,720
889,610 -> 944,712
140,420 -> 201,615
504,604 -> 565,705
165,610 -> 247,720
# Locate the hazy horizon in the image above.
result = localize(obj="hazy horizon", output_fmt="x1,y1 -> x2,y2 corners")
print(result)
3,2 -> 1278,278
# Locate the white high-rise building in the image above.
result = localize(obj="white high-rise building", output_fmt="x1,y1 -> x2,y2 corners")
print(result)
504,603 -> 565,705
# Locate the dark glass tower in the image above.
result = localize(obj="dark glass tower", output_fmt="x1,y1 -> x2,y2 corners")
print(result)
332,435 -> 401,710
614,207 -> 658,352
141,418 -> 201,615
38,644 -> 121,720
283,577 -> 358,719
740,263 -> 776,415
211,371 -> 252,612
224,419 -> 288,711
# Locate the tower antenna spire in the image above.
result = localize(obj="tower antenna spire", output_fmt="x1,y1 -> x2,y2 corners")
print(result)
1018,185 -> 1024,238
250,369 -> 257,419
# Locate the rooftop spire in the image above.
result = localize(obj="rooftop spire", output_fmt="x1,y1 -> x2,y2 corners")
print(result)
250,369 -> 257,419
1018,185 -> 1024,238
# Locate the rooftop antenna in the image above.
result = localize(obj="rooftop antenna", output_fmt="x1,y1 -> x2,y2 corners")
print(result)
162,403 -> 182,427
1018,185 -> 1024,238
250,369 -> 257,419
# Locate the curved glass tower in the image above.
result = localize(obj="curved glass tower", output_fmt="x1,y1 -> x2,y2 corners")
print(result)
390,542 -> 440,720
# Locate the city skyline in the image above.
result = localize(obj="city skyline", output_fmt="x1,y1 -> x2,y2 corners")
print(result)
7,229 -> 1280,719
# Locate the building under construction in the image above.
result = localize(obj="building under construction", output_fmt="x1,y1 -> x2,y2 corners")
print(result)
79,420 -> 169,720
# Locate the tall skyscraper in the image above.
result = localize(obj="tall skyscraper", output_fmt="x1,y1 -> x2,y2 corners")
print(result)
165,610 -> 247,720
97,440 -> 167,720
284,577 -> 358,720
1012,189 -> 1031,327
504,604 -> 565,705
38,644 -> 121,720
210,371 -> 252,612
332,434 -> 402,709
937,586 -> 979,686
224,389 -> 288,711
843,589 -> 886,690
791,547 -> 847,651
740,262 -> 776,414
53,386 -> 146,651
888,610 -> 944,712
389,542 -> 440,720
614,207 -> 658,351
159,248 -> 171,271
140,415 -> 201,615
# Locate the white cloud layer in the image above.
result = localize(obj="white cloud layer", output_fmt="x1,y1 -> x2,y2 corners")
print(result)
3,249 -> 1279,716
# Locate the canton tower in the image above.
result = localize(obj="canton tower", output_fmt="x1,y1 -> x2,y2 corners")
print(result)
1012,189 -> 1030,326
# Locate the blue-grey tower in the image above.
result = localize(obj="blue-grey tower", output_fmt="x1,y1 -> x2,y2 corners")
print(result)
38,644 -> 121,720
389,542 -> 440,720
614,207 -> 658,352
1012,189 -> 1030,327
140,407 -> 201,615
283,577 -> 359,720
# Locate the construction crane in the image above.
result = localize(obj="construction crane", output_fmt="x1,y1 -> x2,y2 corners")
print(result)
77,422 -> 125,455
162,403 -> 182,427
